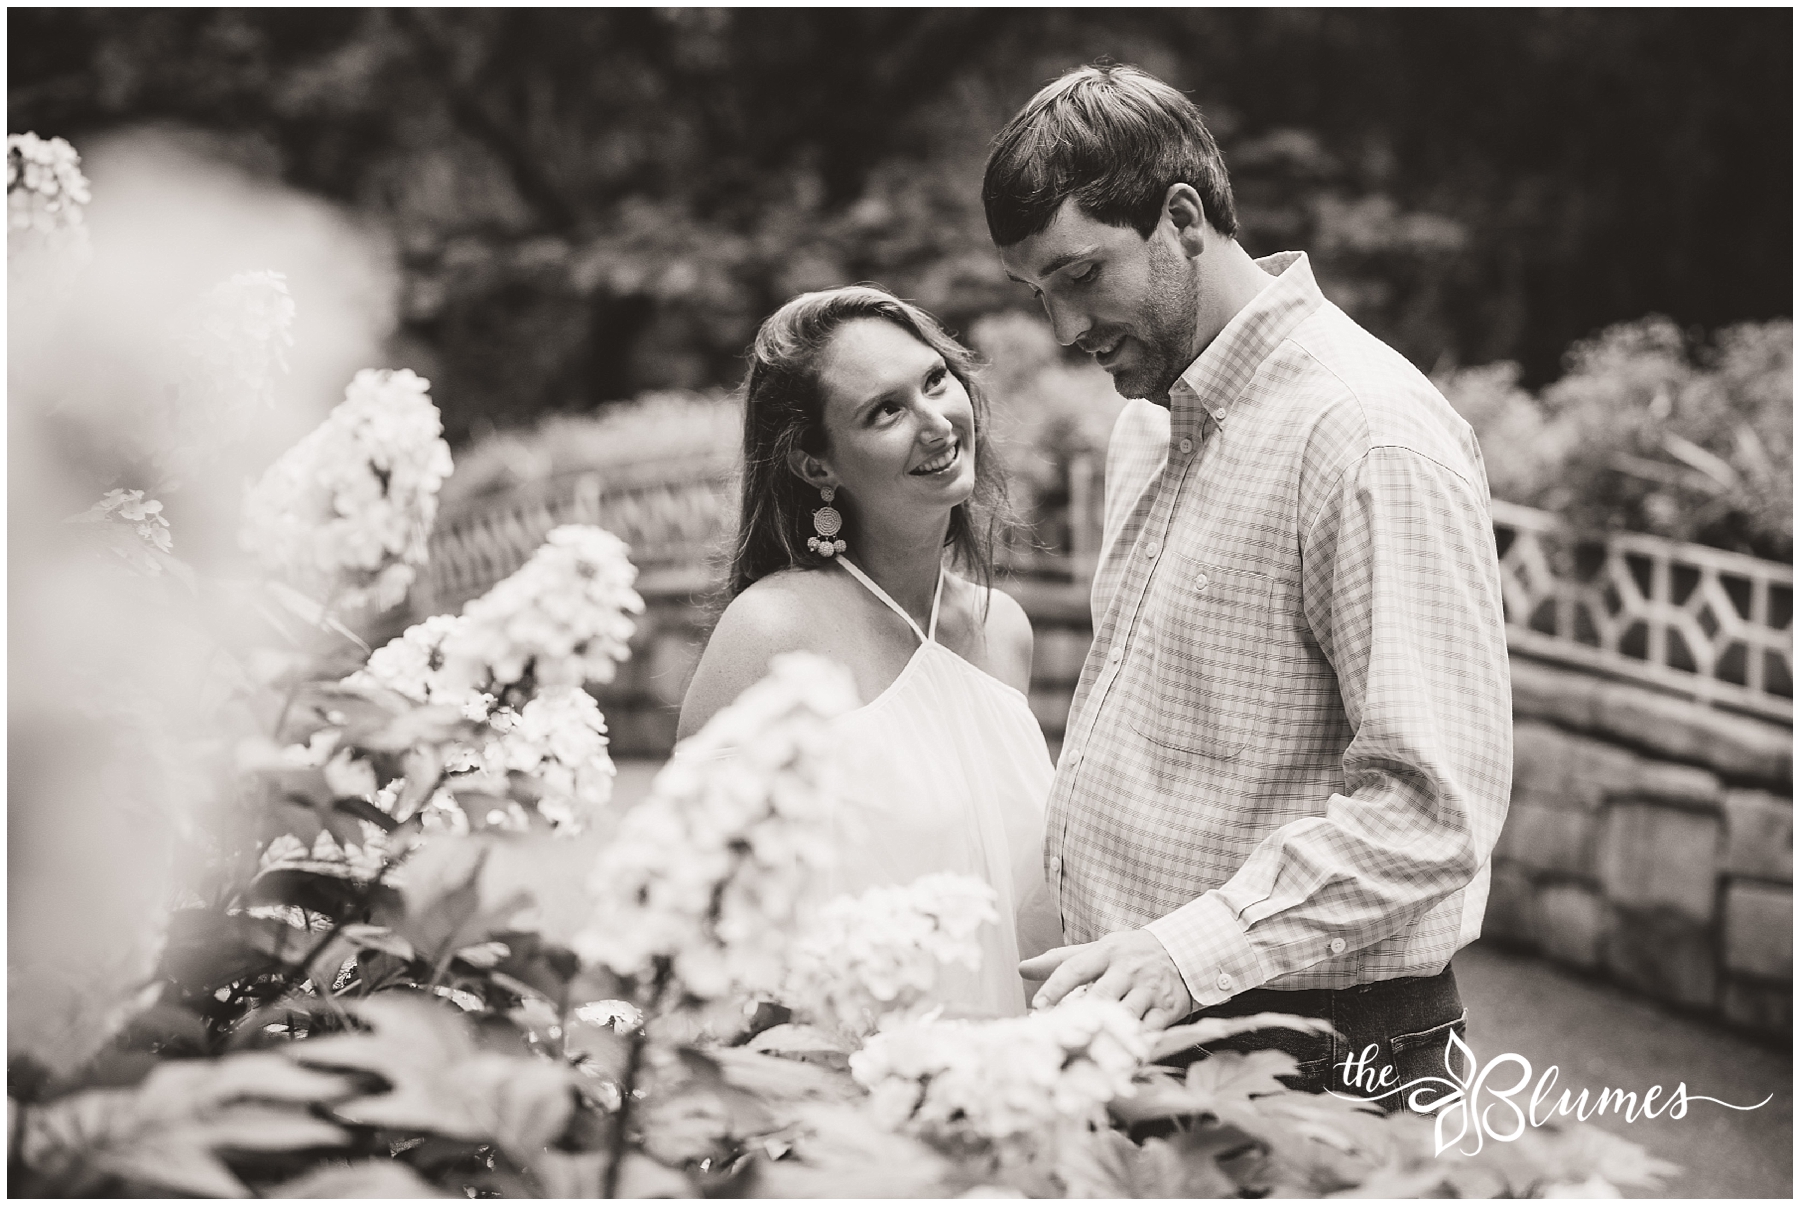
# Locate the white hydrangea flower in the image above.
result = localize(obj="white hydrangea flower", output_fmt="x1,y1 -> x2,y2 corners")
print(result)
481,687 -> 615,832
573,652 -> 855,1007
438,525 -> 644,697
161,271 -> 296,478
66,489 -> 173,574
782,873 -> 998,1040
351,614 -> 490,716
7,133 -> 90,244
850,996 -> 1149,1153
239,368 -> 454,613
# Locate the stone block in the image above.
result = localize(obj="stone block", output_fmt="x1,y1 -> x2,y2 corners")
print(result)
1536,883 -> 1610,969
1604,906 -> 1718,1010
1597,803 -> 1720,922
1565,739 -> 1644,810
1629,761 -> 1722,811
1511,722 -> 1577,799
645,632 -> 704,709
1722,881 -> 1792,980
1720,977 -> 1792,1038
1033,629 -> 1094,686
1495,803 -> 1597,878
1705,717 -> 1792,787
1593,682 -> 1790,785
1482,861 -> 1539,948
1510,659 -> 1603,731
1722,788 -> 1793,882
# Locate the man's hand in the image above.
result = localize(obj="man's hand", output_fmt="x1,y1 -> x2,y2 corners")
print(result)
1019,930 -> 1195,1029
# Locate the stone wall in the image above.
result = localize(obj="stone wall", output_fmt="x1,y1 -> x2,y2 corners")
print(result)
600,577 -> 1793,1042
1488,659 -> 1790,1040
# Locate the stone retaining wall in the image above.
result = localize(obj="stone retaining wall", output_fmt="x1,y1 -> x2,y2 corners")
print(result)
599,578 -> 1793,1042
1489,659 -> 1790,1040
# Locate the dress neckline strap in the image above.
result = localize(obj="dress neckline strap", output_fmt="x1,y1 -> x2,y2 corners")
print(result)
838,557 -> 943,645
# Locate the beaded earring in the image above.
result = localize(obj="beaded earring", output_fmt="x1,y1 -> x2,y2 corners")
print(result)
806,485 -> 847,557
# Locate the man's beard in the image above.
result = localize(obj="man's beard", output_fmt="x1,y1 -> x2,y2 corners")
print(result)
1107,242 -> 1200,405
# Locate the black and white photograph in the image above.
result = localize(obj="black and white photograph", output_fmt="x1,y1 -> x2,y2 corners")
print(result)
7,8 -> 1792,1199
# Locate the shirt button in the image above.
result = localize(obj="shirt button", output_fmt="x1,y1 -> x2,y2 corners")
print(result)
1144,541 -> 1160,560
1329,937 -> 1347,955
1194,573 -> 1209,593
1212,408 -> 1226,421
1049,856 -> 1062,875
1177,437 -> 1193,454
1216,972 -> 1234,992
1064,745 -> 1081,763
1107,646 -> 1123,664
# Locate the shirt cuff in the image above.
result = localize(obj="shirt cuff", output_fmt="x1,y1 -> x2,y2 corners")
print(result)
1144,890 -> 1269,1011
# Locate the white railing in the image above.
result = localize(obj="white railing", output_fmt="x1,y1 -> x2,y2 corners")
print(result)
417,460 -> 1793,724
1491,500 -> 1792,722
412,453 -> 739,616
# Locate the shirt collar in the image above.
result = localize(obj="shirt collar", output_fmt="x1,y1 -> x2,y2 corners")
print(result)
1169,251 -> 1323,431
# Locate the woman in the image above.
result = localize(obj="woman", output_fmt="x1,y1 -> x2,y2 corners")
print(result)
678,285 -> 1059,1017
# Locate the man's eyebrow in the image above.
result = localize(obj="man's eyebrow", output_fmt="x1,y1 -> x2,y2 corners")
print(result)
1006,246 -> 1098,285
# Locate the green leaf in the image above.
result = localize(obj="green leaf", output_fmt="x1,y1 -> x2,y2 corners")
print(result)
1149,1011 -> 1339,1063
1184,1048 -> 1301,1100
743,1022 -> 852,1058
293,995 -> 580,1169
266,1157 -> 447,1197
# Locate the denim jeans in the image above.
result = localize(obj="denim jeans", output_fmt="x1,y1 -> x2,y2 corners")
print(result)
1163,966 -> 1470,1113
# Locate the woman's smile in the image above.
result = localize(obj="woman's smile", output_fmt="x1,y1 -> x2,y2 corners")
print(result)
910,438 -> 962,477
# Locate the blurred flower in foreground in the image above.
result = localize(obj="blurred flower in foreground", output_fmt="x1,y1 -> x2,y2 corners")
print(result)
574,651 -> 855,1006
782,873 -> 997,1041
439,524 -> 645,697
239,367 -> 453,613
8,132 -> 91,244
65,488 -> 175,575
851,996 -> 1148,1156
160,270 -> 296,482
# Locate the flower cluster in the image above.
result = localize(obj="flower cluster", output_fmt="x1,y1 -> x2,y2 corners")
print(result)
239,368 -> 454,613
7,133 -> 90,244
851,996 -> 1149,1153
479,688 -> 616,832
573,652 -> 856,1005
66,489 -> 174,574
352,614 -> 487,714
162,271 -> 296,478
782,873 -> 998,1040
438,524 -> 644,697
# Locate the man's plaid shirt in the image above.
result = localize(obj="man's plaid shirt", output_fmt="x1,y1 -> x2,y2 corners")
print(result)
1045,251 -> 1512,1009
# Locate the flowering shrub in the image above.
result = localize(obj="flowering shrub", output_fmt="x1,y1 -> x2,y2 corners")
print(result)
7,132 -> 90,246
9,133 -> 1676,1200
1439,315 -> 1793,560
239,366 -> 455,613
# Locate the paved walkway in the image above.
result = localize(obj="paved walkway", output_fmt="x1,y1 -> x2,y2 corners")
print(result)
609,761 -> 1790,1198
1455,940 -> 1790,1199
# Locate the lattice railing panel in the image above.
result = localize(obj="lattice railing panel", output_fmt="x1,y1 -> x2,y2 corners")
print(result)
416,460 -> 1793,723
1491,499 -> 1792,722
414,454 -> 739,615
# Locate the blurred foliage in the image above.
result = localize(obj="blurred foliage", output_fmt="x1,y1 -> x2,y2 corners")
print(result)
1440,316 -> 1792,561
9,9 -> 1789,445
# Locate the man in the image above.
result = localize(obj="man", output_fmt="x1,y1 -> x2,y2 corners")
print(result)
983,63 -> 1511,1102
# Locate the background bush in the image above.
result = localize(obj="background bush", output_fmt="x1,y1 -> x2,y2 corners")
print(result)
10,9 -> 1788,447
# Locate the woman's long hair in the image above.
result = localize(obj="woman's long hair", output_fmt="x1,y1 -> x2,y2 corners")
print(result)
728,284 -> 1009,600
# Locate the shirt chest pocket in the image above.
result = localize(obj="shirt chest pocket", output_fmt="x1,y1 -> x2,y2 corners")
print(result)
1127,558 -> 1277,760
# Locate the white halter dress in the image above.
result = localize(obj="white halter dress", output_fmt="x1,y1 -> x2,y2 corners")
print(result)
824,558 -> 1062,1017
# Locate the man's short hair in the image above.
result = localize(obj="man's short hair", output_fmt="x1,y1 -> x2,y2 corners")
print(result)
982,63 -> 1238,248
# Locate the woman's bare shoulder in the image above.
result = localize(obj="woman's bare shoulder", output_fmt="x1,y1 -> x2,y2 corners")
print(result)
677,570 -> 836,740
